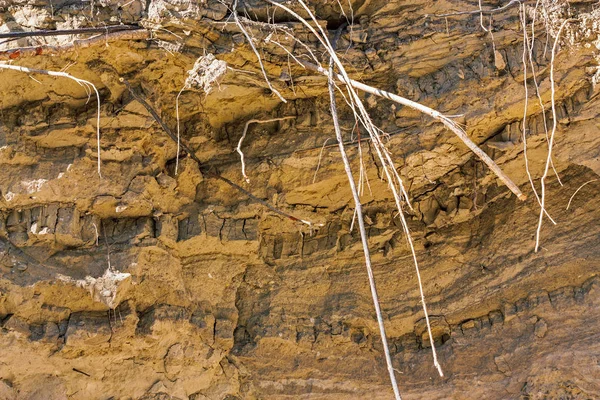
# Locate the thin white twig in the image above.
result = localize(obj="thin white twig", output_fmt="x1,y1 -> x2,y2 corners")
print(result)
264,0 -> 524,201
313,137 -> 334,183
479,0 -> 489,32
0,63 -> 102,177
535,19 -> 573,252
266,0 -> 444,378
527,1 -> 562,185
237,116 -> 295,182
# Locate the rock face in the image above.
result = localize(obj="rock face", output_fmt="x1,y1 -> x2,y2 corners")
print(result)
0,0 -> 599,399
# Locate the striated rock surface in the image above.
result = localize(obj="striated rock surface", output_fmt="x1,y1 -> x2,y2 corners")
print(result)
0,0 -> 599,399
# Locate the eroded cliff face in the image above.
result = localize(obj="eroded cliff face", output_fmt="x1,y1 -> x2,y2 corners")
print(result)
0,0 -> 599,399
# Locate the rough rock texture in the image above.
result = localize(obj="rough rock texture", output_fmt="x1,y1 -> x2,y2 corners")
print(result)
0,0 -> 599,399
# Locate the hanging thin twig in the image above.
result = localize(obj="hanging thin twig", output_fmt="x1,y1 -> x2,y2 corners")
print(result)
519,4 -> 556,224
566,179 -> 598,210
264,0 -> 445,378
296,57 -> 526,201
535,18 -> 575,252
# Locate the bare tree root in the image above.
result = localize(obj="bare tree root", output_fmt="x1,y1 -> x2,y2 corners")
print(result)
535,18 -> 574,252
175,86 -> 185,175
312,138 -> 334,184
479,0 -> 489,32
120,78 -> 317,227
328,59 -> 403,400
0,29 -> 150,61
526,2 -> 562,185
0,63 -> 102,177
237,116 -> 295,182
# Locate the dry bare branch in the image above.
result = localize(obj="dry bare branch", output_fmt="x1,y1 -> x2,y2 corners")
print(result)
297,58 -> 527,201
566,179 -> 599,210
520,4 -> 557,225
266,0 -> 448,379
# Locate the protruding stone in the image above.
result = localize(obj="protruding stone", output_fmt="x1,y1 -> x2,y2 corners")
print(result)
534,318 -> 548,338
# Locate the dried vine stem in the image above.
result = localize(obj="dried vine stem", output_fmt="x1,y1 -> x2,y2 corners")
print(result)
328,59 -> 402,400
0,30 -> 150,61
260,0 -> 524,200
566,179 -> 599,210
120,78 -> 317,227
0,63 -> 102,177
237,116 -> 295,182
525,2 -> 562,186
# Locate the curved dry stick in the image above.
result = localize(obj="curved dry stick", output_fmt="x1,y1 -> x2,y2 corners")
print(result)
237,116 -> 295,182
566,179 -> 599,210
519,5 -> 556,224
312,137 -> 334,184
265,0 -> 523,201
175,86 -> 186,175
293,0 -> 445,377
267,0 -> 448,378
0,63 -> 102,177
525,3 -> 562,186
